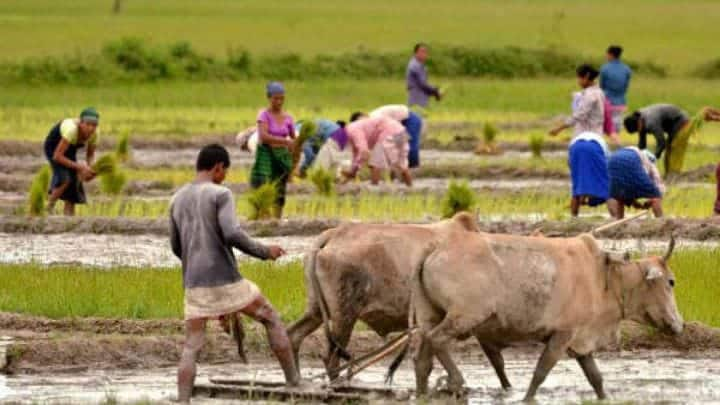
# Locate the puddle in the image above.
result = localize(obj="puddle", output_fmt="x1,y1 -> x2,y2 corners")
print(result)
0,232 -> 716,269
1,350 -> 718,403
0,233 -> 310,268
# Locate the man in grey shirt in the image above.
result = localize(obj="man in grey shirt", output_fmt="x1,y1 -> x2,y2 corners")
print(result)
170,144 -> 299,402
406,43 -> 441,107
624,104 -> 688,160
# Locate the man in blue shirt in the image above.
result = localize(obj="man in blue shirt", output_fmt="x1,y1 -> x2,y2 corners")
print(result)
406,43 -> 441,108
600,45 -> 632,133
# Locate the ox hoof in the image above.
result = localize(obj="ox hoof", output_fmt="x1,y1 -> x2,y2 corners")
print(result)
434,376 -> 467,397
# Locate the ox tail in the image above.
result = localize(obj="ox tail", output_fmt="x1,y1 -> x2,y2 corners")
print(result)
307,229 -> 352,363
385,242 -> 436,385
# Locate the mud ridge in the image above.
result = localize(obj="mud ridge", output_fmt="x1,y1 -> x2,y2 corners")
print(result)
0,215 -> 341,237
1,313 -> 718,375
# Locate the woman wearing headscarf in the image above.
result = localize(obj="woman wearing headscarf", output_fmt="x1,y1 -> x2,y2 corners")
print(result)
549,64 -> 610,217
607,147 -> 665,219
250,82 -> 296,218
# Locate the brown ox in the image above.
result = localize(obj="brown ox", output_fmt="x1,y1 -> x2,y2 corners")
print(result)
287,213 -> 510,388
412,232 -> 683,401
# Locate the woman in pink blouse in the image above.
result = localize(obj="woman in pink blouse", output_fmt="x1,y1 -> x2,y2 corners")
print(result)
342,113 -> 412,186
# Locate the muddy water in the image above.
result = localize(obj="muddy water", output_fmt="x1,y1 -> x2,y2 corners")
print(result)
1,350 -> 719,403
128,149 -> 566,169
0,233 -> 717,268
0,234 -> 309,268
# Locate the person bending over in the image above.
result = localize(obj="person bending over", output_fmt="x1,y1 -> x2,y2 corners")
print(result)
43,107 -> 100,216
342,113 -> 412,186
624,104 -> 720,175
607,146 -> 666,219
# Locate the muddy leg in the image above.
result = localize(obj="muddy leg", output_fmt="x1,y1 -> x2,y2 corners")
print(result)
230,313 -> 248,363
286,308 -> 322,370
650,197 -> 663,218
413,333 -> 434,396
241,295 -> 300,386
178,318 -> 206,403
577,353 -> 607,400
324,315 -> 356,380
63,201 -> 75,216
424,316 -> 474,394
480,342 -> 511,390
523,331 -> 572,402
570,197 -> 580,217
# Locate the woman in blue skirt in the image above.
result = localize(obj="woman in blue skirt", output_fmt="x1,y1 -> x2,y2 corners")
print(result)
607,147 -> 665,219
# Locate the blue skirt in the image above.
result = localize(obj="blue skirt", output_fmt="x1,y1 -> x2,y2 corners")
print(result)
568,140 -> 609,206
609,148 -> 661,203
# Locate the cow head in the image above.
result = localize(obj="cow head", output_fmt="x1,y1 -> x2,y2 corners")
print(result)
606,237 -> 683,335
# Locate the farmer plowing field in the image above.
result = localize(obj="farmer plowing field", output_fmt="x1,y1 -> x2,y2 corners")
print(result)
170,145 -> 300,403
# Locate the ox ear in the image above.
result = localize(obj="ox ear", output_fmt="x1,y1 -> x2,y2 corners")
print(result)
645,265 -> 664,280
605,250 -> 630,266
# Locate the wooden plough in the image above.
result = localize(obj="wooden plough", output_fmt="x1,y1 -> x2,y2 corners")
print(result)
195,331 -> 415,402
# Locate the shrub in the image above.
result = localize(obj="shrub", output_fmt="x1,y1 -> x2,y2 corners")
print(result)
694,58 -> 720,79
441,180 -> 477,218
115,131 -> 131,162
100,170 -> 127,195
27,165 -> 50,216
0,39 -> 669,85
529,133 -> 545,159
308,167 -> 335,196
482,122 -> 498,145
246,183 -> 278,220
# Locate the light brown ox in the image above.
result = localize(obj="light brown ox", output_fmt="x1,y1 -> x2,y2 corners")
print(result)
411,232 -> 683,401
287,213 -> 510,388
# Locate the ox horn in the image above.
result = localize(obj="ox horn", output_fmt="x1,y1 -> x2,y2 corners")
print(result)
663,234 -> 676,262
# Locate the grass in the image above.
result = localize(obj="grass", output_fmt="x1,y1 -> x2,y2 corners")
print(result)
3,77 -> 720,143
27,165 -> 50,216
441,180 -> 477,218
529,133 -> 546,159
0,261 -> 305,322
0,249 -> 717,327
1,0 -> 720,74
67,184 -> 719,222
246,182 -> 278,220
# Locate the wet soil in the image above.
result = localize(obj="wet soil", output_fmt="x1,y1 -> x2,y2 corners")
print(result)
0,230 -> 716,269
0,312 -> 719,403
3,216 -> 720,242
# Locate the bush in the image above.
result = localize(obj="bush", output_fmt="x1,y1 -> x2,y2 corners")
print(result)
694,58 -> 720,79
308,167 -> 335,196
27,165 -> 50,216
441,180 -> 477,218
246,183 -> 278,220
0,38 -> 670,85
482,122 -> 498,145
529,133 -> 545,159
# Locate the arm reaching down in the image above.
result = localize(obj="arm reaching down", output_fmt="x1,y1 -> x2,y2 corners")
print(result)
217,190 -> 271,260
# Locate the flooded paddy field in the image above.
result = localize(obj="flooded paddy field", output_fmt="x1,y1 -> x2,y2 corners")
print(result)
2,349 -> 719,404
0,232 -> 716,268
